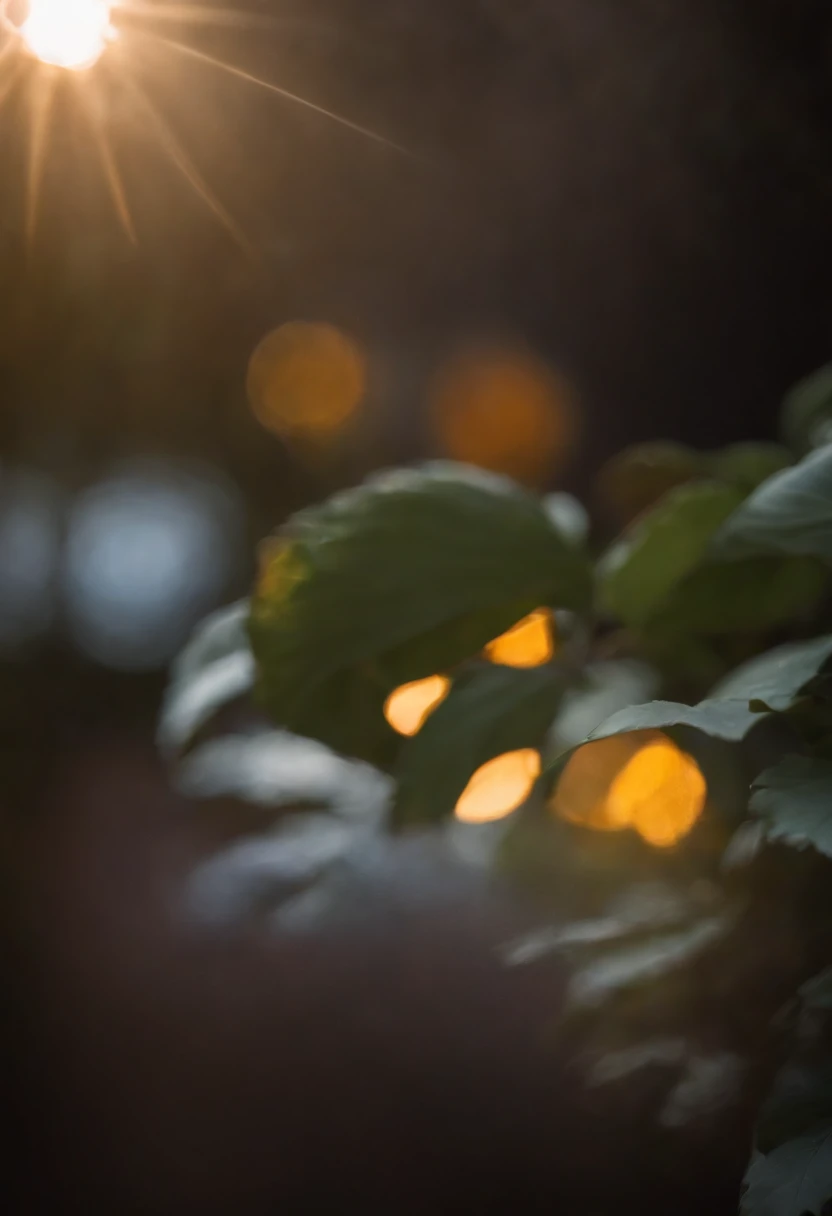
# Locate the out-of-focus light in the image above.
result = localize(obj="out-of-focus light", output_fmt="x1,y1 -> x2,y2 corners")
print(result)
15,0 -> 114,71
63,461 -> 245,671
247,321 -> 367,440
607,738 -> 707,848
0,470 -> 61,650
552,730 -> 706,848
455,749 -> 541,825
384,675 -> 451,737
485,608 -> 555,668
431,345 -> 576,485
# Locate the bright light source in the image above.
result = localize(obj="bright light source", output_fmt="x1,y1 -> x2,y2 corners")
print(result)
18,0 -> 114,71
552,730 -> 707,848
455,749 -> 541,825
485,608 -> 555,668
384,675 -> 451,737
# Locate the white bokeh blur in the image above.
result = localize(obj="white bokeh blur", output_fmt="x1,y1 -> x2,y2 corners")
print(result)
62,460 -> 246,670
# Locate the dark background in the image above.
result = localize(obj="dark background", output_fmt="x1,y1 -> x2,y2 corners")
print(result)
3,1 -> 832,1210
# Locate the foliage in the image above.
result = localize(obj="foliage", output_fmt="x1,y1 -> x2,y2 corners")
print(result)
161,362 -> 832,1214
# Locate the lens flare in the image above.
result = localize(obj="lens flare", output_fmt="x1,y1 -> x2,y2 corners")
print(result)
384,675 -> 451,738
455,749 -> 541,825
552,730 -> 706,848
485,608 -> 555,668
17,0 -> 114,71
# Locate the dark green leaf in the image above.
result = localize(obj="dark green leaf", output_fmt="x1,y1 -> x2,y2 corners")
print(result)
709,443 -> 794,494
654,558 -> 826,636
757,1060 -> 832,1155
712,446 -> 832,564
251,463 -> 592,763
595,441 -> 703,524
742,1125 -> 832,1216
393,663 -> 564,827
158,601 -> 254,759
782,362 -> 832,454
750,757 -> 832,859
801,968 -> 832,1013
598,482 -> 743,627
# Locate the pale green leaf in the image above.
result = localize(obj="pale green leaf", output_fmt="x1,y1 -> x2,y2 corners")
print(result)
713,446 -> 832,564
159,600 -> 254,759
742,1126 -> 832,1216
782,362 -> 832,454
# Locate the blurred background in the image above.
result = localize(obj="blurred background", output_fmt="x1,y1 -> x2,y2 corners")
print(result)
0,0 -> 831,744
3,1 -> 832,1210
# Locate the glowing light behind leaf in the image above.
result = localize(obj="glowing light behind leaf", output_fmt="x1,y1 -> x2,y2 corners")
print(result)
16,0 -> 114,71
384,675 -> 451,738
552,730 -> 706,848
485,608 -> 555,668
247,322 -> 367,440
454,749 -> 541,825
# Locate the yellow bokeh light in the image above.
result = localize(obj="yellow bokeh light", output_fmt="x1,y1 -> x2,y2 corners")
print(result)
485,608 -> 555,668
384,675 -> 451,738
455,749 -> 541,825
246,322 -> 366,440
431,346 -> 576,485
16,0 -> 113,70
552,730 -> 706,848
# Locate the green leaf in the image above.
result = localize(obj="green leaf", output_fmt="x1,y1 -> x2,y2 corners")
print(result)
711,636 -> 832,711
393,663 -> 564,827
750,757 -> 832,859
654,557 -> 826,636
543,492 -> 590,546
595,441 -> 703,524
176,731 -> 393,825
543,637 -> 832,797
801,967 -> 832,1013
564,917 -> 729,1011
158,601 -> 254,759
250,464 -> 592,763
757,1060 -> 832,1156
709,443 -> 794,494
742,1126 -> 832,1216
598,482 -> 743,627
552,660 -> 660,750
570,698 -> 765,746
712,446 -> 832,564
782,362 -> 832,454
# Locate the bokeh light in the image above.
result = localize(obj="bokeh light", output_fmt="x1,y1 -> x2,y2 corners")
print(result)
485,608 -> 555,667
384,675 -> 451,737
455,749 -> 541,824
15,0 -> 114,70
247,322 -> 367,440
62,461 -> 245,671
552,730 -> 706,848
431,344 -> 576,485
